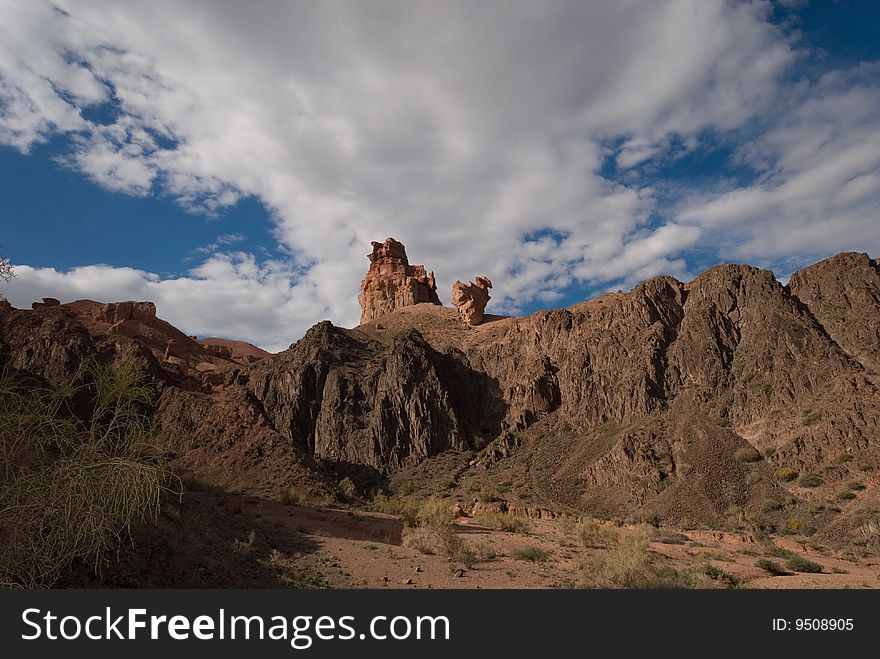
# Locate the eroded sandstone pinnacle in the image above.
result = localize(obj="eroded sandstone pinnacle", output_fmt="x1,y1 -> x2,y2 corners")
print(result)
358,237 -> 441,323
451,276 -> 492,326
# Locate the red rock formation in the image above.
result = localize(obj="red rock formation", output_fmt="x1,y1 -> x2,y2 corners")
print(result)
358,237 -> 441,323
198,337 -> 270,363
92,301 -> 157,325
451,276 -> 492,325
164,338 -> 190,361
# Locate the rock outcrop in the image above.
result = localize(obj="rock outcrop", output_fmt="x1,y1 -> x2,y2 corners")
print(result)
451,276 -> 492,325
789,252 -> 880,373
358,237 -> 441,323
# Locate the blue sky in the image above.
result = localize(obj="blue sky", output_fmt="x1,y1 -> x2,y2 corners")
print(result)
2,1 -> 880,350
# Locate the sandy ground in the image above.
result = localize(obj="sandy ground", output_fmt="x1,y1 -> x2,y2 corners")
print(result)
78,483 -> 879,589
236,497 -> 880,589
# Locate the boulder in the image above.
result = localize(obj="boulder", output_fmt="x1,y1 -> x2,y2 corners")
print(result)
451,276 -> 492,325
358,237 -> 441,323
164,338 -> 190,361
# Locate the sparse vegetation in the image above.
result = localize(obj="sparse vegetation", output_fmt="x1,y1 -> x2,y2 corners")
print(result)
478,484 -> 502,502
281,489 -> 301,505
339,477 -> 357,500
232,530 -> 256,555
369,494 -> 421,526
580,527 -> 692,589
0,358 -> 177,587
701,564 -> 741,588
734,446 -> 762,463
762,498 -> 783,512
837,491 -> 857,501
512,546 -> 550,563
478,513 -> 531,535
775,467 -> 798,482
652,528 -> 690,545
576,518 -> 619,548
798,473 -> 823,488
802,409 -> 822,426
835,452 -> 854,464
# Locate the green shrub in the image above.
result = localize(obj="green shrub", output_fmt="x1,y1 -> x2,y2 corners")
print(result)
775,467 -> 798,482
755,559 -> 788,576
0,358 -> 176,587
837,491 -> 857,501
767,545 -> 797,560
798,473 -> 823,488
785,555 -> 823,573
701,564 -> 741,588
339,477 -> 357,500
512,546 -> 550,563
734,446 -> 762,463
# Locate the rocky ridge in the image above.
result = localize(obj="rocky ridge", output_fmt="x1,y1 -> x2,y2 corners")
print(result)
2,251 -> 879,544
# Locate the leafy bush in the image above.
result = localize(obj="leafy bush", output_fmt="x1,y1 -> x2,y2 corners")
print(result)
785,555 -> 823,573
798,473 -> 823,488
339,477 -> 357,500
701,564 -> 741,588
0,358 -> 177,587
512,546 -> 550,563
775,467 -> 798,482
734,446 -> 761,463
755,559 -> 788,576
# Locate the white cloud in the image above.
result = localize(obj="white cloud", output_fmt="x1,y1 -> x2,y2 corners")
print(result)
680,65 -> 880,259
4,255 -> 322,352
1,0 -> 876,347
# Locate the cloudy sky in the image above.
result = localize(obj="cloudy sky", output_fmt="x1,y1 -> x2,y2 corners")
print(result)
1,0 -> 879,351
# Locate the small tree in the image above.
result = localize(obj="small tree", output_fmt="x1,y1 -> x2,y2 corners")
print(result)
0,244 -> 14,299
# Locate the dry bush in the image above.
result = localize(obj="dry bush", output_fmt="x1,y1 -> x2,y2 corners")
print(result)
577,517 -> 619,549
734,446 -> 762,463
397,497 -> 486,567
512,546 -> 550,562
369,494 -> 422,526
580,526 -> 692,589
478,513 -> 532,535
0,358 -> 178,587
